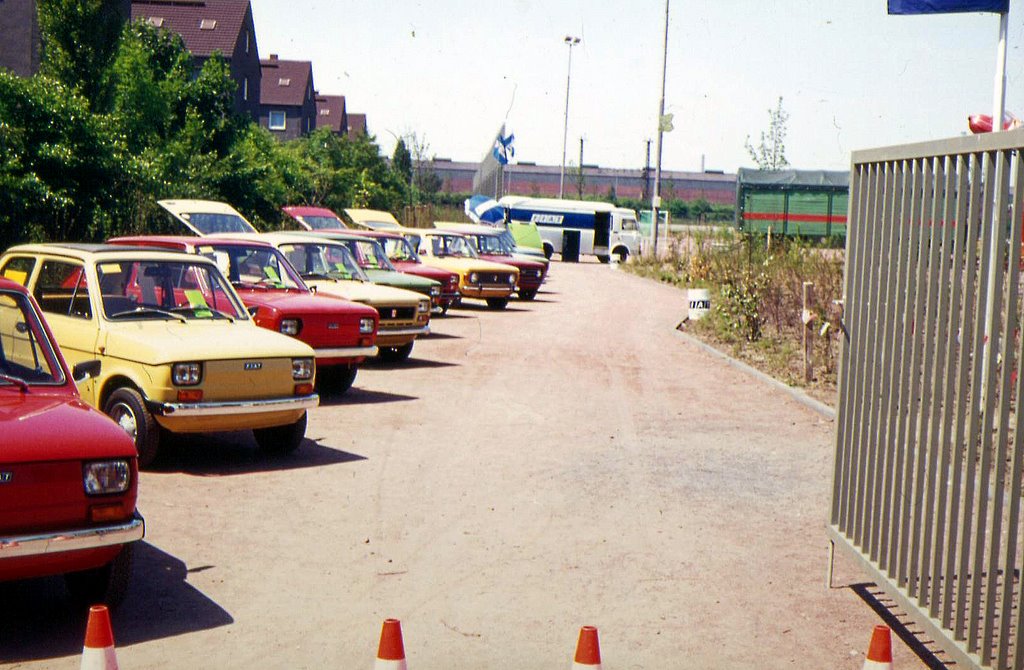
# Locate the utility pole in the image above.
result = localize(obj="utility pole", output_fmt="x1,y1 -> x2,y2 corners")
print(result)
578,137 -> 585,198
559,35 -> 581,199
642,140 -> 651,202
650,0 -> 670,257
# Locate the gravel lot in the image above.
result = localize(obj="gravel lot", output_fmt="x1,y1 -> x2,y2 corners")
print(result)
1,260 -> 940,668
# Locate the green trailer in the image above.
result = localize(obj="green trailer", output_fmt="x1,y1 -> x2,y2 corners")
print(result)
736,168 -> 849,238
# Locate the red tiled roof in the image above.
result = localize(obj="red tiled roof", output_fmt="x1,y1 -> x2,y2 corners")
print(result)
260,56 -> 312,106
315,95 -> 346,133
348,113 -> 367,137
131,0 -> 252,58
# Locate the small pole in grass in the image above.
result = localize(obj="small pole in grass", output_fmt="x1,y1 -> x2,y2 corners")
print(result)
802,281 -> 815,382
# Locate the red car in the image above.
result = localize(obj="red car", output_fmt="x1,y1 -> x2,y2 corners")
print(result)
109,236 -> 379,393
283,206 -> 461,314
0,276 -> 143,607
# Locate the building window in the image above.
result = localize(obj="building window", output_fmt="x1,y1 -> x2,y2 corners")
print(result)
243,77 -> 249,101
147,17 -> 165,27
268,111 -> 286,131
199,18 -> 217,30
278,78 -> 290,86
245,30 -> 250,54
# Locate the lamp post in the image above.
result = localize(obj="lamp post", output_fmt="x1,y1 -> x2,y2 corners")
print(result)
559,35 -> 580,199
650,0 -> 669,258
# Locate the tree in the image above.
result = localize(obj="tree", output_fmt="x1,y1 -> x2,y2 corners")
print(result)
745,96 -> 790,171
391,139 -> 413,187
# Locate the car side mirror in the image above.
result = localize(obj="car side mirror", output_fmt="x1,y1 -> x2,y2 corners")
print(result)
309,285 -> 317,294
73,360 -> 102,382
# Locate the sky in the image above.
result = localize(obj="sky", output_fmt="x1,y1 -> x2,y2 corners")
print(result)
251,1 -> 1024,174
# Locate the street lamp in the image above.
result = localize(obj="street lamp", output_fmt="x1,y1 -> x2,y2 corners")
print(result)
559,35 -> 581,199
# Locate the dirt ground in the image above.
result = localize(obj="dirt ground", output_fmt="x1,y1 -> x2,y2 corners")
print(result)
1,260 -> 946,668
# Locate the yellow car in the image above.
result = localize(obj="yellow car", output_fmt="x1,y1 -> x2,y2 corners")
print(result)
403,229 -> 519,310
0,244 -> 319,466
259,233 -> 431,362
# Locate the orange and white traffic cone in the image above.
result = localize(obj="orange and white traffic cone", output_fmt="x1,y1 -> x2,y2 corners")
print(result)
573,625 -> 601,669
81,605 -> 119,670
863,625 -> 893,670
374,618 -> 407,670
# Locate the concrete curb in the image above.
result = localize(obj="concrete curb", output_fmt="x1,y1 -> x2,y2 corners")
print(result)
671,328 -> 837,421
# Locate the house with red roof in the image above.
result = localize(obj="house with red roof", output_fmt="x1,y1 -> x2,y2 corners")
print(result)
259,55 -> 316,140
131,0 -> 261,121
315,94 -> 348,136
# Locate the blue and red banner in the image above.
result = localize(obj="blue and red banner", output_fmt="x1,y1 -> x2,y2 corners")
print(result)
888,0 -> 1008,13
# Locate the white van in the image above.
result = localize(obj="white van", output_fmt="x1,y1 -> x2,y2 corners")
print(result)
497,196 -> 642,262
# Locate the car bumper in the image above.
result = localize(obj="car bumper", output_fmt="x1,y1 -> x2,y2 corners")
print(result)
149,394 -> 320,417
314,345 -> 378,359
0,512 -> 145,559
461,285 -> 515,298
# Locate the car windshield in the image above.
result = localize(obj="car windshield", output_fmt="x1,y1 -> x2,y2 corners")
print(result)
351,240 -> 397,272
195,244 -> 307,291
278,243 -> 370,282
476,234 -> 508,255
180,212 -> 257,234
361,220 -> 401,230
97,260 -> 248,321
298,215 -> 347,230
380,236 -> 420,263
497,232 -> 518,254
0,289 -> 62,385
431,235 -> 477,258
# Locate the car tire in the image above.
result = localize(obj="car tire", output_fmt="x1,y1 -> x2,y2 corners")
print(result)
378,342 -> 414,362
615,248 -> 629,263
542,244 -> 554,260
597,254 -> 611,264
253,412 -> 307,455
486,297 -> 509,310
518,290 -> 537,301
66,543 -> 133,609
320,366 -> 358,395
104,387 -> 160,469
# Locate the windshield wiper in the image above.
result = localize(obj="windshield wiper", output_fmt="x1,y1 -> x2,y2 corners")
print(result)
109,306 -> 187,323
0,373 -> 29,393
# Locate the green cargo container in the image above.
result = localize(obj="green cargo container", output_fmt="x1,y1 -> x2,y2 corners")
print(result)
736,168 -> 849,238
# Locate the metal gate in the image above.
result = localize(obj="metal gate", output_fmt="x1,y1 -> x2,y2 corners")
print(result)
829,130 -> 1024,669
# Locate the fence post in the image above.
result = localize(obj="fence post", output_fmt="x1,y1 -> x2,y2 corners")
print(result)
802,281 -> 815,382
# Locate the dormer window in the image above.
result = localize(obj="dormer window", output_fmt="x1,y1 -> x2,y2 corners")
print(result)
320,109 -> 330,116
199,19 -> 217,30
147,17 -> 165,27
279,78 -> 291,86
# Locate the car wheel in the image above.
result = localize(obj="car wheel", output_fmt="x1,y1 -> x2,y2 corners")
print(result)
518,290 -> 537,301
378,342 -> 414,362
597,254 -> 611,264
486,297 -> 509,309
104,387 -> 160,468
543,244 -> 554,260
615,248 -> 629,263
253,412 -> 307,455
66,543 -> 133,609
320,366 -> 358,395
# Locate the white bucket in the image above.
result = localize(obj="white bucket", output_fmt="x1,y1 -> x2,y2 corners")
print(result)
688,288 -> 711,321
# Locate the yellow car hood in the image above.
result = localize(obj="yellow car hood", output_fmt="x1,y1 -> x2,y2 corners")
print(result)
419,257 -> 519,276
102,319 -> 314,365
305,279 -> 423,306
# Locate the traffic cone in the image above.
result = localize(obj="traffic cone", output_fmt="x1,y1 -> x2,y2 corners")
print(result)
863,625 -> 893,670
375,618 -> 407,670
81,605 -> 119,670
573,625 -> 601,669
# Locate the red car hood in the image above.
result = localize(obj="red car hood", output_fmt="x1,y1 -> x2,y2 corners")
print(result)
479,255 -> 545,273
391,262 -> 455,283
235,288 -> 376,317
0,391 -> 135,463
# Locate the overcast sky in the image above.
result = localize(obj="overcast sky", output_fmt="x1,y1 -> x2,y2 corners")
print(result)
251,1 -> 1024,174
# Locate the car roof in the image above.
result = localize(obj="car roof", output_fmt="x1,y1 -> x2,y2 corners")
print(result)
433,222 -> 502,235
5,242 -> 215,263
110,235 -> 275,249
283,205 -> 341,218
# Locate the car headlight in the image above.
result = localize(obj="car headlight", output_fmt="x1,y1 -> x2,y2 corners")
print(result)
83,460 -> 131,495
508,274 -> 517,285
292,357 -> 314,380
280,318 -> 302,336
418,300 -> 430,313
429,285 -> 440,296
172,362 -> 202,386
359,317 -> 375,334
468,272 -> 479,284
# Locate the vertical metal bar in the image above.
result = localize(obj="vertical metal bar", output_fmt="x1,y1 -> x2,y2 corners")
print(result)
907,157 -> 936,599
996,149 -> 1024,670
929,156 -> 960,619
980,149 -> 1012,666
915,155 -> 944,607
896,159 -> 924,587
964,151 -> 997,653
942,154 -> 974,631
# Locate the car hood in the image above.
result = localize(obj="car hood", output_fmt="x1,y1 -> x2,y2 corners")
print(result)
0,391 -> 135,462
102,319 -> 315,364
302,279 -> 424,306
419,257 -> 519,275
479,254 -> 546,273
361,269 -> 438,290
391,263 -> 455,283
236,288 -> 374,316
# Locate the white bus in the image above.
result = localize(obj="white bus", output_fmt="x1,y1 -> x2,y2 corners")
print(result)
497,196 -> 642,262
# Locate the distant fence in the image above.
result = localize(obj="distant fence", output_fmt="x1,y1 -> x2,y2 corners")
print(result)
829,129 -> 1024,669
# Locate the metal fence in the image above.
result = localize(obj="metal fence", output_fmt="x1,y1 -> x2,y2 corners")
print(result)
829,129 -> 1024,669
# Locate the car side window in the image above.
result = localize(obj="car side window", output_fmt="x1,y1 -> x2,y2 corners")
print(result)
33,260 -> 93,320
1,256 -> 36,287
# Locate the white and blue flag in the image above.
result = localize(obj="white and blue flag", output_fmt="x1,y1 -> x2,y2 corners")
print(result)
492,130 -> 515,165
465,195 -> 505,224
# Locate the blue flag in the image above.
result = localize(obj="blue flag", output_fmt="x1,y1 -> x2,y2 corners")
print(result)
492,131 -> 515,165
888,0 -> 1008,13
